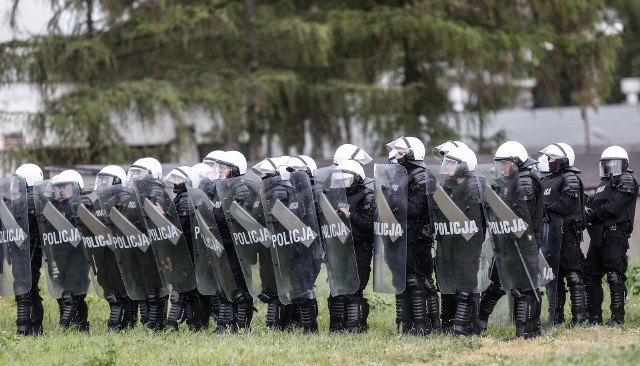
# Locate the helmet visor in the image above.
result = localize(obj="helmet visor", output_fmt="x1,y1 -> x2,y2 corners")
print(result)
204,160 -> 222,180
164,170 -> 187,187
330,172 -> 355,189
494,160 -> 517,178
440,157 -> 462,175
53,182 -> 76,199
599,159 -> 624,177
94,174 -> 120,190
126,166 -> 148,183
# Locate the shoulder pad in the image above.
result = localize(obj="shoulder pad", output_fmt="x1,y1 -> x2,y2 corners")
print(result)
617,172 -> 638,194
561,172 -> 581,197
409,168 -> 427,187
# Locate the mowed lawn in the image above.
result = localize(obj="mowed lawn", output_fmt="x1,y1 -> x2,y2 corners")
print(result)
0,286 -> 639,366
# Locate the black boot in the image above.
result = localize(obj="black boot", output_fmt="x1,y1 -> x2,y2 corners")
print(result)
328,296 -> 347,333
360,298 -> 370,332
453,290 -> 478,336
138,300 -> 149,326
549,281 -> 566,325
105,290 -> 127,331
146,289 -> 168,331
16,293 -> 33,335
410,289 -> 430,335
75,295 -> 90,332
214,297 -> 237,333
478,282 -> 506,332
607,271 -> 626,326
185,291 -> 204,331
395,292 -> 413,334
346,297 -> 368,333
265,299 -> 291,331
294,298 -> 318,333
586,277 -> 604,325
31,291 -> 44,335
124,297 -> 137,329
165,290 -> 187,330
232,289 -> 254,331
425,281 -> 441,332
440,293 -> 457,333
567,272 -> 588,325
59,291 -> 79,330
200,294 -> 213,329
211,294 -> 221,320
508,289 -> 541,340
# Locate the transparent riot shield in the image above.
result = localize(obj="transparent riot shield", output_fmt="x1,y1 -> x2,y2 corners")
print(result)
316,168 -> 359,297
96,184 -> 165,301
133,177 -> 197,294
0,176 -> 31,296
478,165 -> 549,324
187,186 -> 236,301
431,165 -> 488,295
33,180 -> 90,299
217,174 -> 274,298
261,172 -> 324,304
75,196 -> 126,298
372,164 -> 408,294
541,212 -> 562,327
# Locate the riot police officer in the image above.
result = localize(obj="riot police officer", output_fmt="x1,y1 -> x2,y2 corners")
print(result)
385,137 -> 439,335
164,166 -> 205,331
585,146 -> 638,326
14,163 -> 45,335
213,151 -> 256,332
330,160 -> 376,333
478,141 -> 543,339
540,143 -> 588,325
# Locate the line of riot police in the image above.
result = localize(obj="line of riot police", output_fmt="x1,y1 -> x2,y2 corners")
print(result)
0,140 -> 635,339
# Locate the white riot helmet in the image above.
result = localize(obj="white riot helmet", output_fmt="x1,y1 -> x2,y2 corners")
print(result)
286,155 -> 317,177
191,163 -> 214,188
95,165 -> 127,190
386,136 -> 426,166
218,151 -> 247,178
165,166 -> 193,188
599,145 -> 629,177
203,150 -> 225,179
440,146 -> 477,177
432,140 -> 468,161
332,160 -> 365,188
252,157 -> 283,178
537,155 -> 550,173
52,169 -> 85,189
15,163 -> 44,187
127,157 -> 163,183
494,141 -> 537,176
333,144 -> 373,166
539,143 -> 578,173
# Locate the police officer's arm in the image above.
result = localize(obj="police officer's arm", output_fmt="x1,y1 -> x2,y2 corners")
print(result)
350,191 -> 376,232
545,174 -> 581,216
591,173 -> 638,222
521,174 -> 543,238
407,169 -> 428,218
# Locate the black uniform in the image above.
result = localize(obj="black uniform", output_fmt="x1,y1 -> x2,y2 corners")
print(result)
328,183 -> 376,333
542,169 -> 588,325
478,169 -> 544,338
212,178 -> 254,332
396,163 -> 439,335
585,171 -> 638,325
436,172 -> 485,336
164,183 -> 205,331
15,186 -> 44,335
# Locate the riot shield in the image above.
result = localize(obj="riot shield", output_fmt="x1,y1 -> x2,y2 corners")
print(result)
133,177 -> 197,294
33,180 -> 90,299
372,164 -> 408,294
261,172 -> 324,304
96,184 -> 165,301
75,196 -> 127,298
217,174 -> 274,298
316,168 -> 359,297
541,212 -> 562,326
187,185 -> 236,301
478,165 -> 549,323
431,165 -> 488,295
0,176 -> 31,296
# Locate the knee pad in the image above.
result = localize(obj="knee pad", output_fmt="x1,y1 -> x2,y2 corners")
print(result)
424,278 -> 437,295
406,274 -> 426,291
607,271 -> 625,286
257,291 -> 278,303
566,272 -> 584,287
232,288 -> 251,303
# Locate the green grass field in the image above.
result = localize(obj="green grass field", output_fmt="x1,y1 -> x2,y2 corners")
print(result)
0,287 -> 639,366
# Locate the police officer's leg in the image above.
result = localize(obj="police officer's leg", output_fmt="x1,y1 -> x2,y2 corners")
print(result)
233,288 -> 255,331
406,273 -> 429,335
566,271 -> 588,325
15,292 -> 34,335
510,288 -> 541,340
584,242 -> 605,325
214,294 -> 237,333
440,293 -> 456,333
478,265 -> 506,332
165,290 -> 188,330
185,290 -> 204,331
293,297 -> 318,333
453,289 -> 478,336
601,229 -> 629,326
198,293 -> 213,329
145,287 -> 168,331
259,291 -> 291,331
425,279 -> 440,331
328,295 -> 347,333
105,289 -> 128,331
